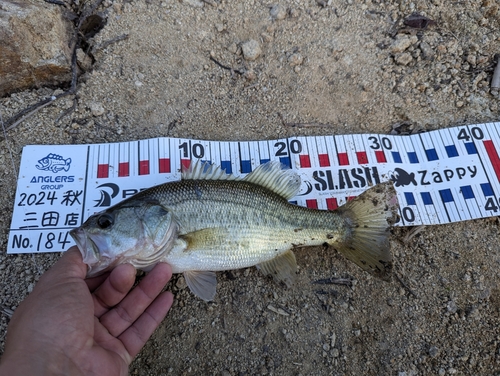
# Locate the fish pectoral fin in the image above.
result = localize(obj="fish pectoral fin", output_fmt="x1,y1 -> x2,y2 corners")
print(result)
257,249 -> 297,287
184,270 -> 217,301
181,228 -> 229,250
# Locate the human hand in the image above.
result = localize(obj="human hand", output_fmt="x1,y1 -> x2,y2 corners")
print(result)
0,246 -> 173,376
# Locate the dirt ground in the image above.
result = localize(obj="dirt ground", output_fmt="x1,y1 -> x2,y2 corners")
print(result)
1,0 -> 500,374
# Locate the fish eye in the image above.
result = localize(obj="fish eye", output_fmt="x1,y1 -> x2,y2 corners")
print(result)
97,213 -> 114,229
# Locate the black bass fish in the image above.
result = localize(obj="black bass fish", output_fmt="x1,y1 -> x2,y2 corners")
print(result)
70,161 -> 398,301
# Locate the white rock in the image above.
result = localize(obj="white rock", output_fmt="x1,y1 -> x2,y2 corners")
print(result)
390,35 -> 417,54
270,4 -> 287,20
90,102 -> 105,116
241,40 -> 262,61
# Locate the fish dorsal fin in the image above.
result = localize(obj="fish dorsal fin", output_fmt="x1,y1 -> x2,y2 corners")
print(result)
243,161 -> 301,200
184,270 -> 217,301
257,249 -> 297,287
182,161 -> 238,181
182,160 -> 300,200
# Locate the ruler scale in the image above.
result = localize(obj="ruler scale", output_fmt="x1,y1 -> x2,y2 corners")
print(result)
7,122 -> 500,254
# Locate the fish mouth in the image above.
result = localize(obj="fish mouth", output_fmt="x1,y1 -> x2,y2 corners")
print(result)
69,227 -> 109,277
70,227 -> 100,266
70,227 -> 115,277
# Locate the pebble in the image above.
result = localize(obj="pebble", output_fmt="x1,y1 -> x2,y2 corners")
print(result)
288,52 -> 303,67
270,4 -> 287,20
89,101 -> 105,116
447,300 -> 458,314
390,35 -> 417,54
176,276 -> 187,289
241,40 -> 262,61
76,48 -> 93,71
395,53 -> 413,66
181,0 -> 204,8
429,346 -> 439,358
419,41 -> 434,60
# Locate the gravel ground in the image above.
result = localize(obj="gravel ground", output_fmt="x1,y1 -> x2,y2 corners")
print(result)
1,0 -> 500,375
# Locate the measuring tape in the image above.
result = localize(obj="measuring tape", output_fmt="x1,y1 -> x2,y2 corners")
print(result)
7,121 -> 500,253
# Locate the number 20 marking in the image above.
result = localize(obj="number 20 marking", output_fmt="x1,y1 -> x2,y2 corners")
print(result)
274,140 -> 302,156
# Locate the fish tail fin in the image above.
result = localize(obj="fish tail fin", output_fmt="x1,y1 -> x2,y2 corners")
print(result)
335,182 -> 398,279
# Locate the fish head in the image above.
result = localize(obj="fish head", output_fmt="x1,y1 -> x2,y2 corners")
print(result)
70,199 -> 178,277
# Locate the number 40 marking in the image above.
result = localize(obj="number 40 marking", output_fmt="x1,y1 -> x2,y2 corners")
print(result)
484,197 -> 499,212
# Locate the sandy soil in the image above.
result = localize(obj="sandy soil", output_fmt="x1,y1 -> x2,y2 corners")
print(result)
1,0 -> 500,374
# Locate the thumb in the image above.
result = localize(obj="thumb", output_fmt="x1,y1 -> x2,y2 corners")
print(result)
43,246 -> 88,282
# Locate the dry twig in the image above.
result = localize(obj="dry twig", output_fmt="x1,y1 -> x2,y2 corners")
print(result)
278,112 -> 332,128
209,56 -> 244,75
395,273 -> 418,298
403,225 -> 426,243
491,57 -> 500,93
312,277 -> 353,287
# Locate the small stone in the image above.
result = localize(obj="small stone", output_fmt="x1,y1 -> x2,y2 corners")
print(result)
243,69 -> 256,81
447,300 -> 458,314
89,102 -> 105,117
261,32 -> 273,43
289,8 -> 300,17
181,0 -> 204,7
226,42 -> 238,54
429,346 -> 439,358
241,39 -> 261,61
390,35 -> 417,54
332,348 -> 339,357
419,41 -> 434,60
395,52 -> 413,65
270,4 -> 287,20
466,54 -> 476,66
456,101 -> 464,108
288,52 -> 303,67
176,276 -> 187,289
76,48 -> 93,71
323,343 -> 330,351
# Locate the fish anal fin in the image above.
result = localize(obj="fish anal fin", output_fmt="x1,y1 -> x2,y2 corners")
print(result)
181,228 -> 228,250
257,249 -> 297,287
184,270 -> 217,301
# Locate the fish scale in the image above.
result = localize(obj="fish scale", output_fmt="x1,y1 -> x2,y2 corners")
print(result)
140,179 -> 351,273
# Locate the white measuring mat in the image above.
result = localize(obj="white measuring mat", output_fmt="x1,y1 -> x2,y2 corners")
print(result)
8,122 -> 500,253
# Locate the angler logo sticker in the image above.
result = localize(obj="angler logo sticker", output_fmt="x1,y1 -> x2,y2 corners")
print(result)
36,154 -> 72,173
